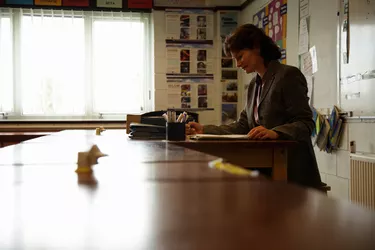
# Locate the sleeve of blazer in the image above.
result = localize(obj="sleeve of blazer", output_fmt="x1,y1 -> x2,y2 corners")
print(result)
271,67 -> 315,141
203,109 -> 250,135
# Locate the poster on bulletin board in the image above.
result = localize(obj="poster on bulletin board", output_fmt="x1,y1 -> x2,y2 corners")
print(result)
253,0 -> 288,64
35,0 -> 62,6
165,9 -> 214,41
166,77 -> 213,109
96,0 -> 122,8
166,43 -> 214,75
128,0 -> 152,9
5,0 -> 33,4
63,0 -> 89,7
219,11 -> 239,125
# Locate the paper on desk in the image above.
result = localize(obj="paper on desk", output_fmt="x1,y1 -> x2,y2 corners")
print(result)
190,134 -> 250,140
298,18 -> 309,55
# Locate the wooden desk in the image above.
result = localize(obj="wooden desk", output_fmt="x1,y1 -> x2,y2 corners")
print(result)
0,131 -> 51,147
0,129 -> 374,249
173,139 -> 295,181
8,130 -> 293,181
0,131 -> 216,166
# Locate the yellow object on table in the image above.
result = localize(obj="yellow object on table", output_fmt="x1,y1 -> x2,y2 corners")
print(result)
208,158 -> 259,177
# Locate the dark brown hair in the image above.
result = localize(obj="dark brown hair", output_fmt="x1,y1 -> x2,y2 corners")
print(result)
224,24 -> 281,64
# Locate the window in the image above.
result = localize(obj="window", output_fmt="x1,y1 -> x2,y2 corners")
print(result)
0,8 -> 152,120
0,11 -> 13,113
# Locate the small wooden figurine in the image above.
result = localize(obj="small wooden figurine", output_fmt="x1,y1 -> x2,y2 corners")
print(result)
76,144 -> 107,173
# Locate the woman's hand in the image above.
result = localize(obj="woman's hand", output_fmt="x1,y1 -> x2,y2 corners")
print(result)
248,126 -> 279,140
185,122 -> 204,135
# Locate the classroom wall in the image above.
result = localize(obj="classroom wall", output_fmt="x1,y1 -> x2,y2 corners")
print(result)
241,0 -> 375,202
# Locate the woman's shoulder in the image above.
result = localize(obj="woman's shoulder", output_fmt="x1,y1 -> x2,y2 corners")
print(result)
277,63 -> 304,78
275,63 -> 307,88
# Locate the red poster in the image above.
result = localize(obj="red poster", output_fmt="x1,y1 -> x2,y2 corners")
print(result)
128,0 -> 152,9
63,0 -> 89,6
0,0 -> 4,5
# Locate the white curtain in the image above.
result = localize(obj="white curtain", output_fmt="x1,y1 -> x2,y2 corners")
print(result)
20,9 -> 86,115
0,8 -> 13,113
0,8 -> 150,118
90,11 -> 148,114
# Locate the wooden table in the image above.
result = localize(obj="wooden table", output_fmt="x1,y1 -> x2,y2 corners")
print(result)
0,131 -> 52,147
0,129 -> 374,249
4,130 -> 293,181
174,139 -> 295,181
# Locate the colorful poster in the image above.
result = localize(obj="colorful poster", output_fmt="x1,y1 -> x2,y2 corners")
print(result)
128,0 -> 152,9
97,0 -> 122,8
253,0 -> 288,64
63,0 -> 89,7
165,9 -> 214,41
219,11 -> 239,124
5,0 -> 33,4
222,78 -> 238,114
197,84 -> 208,108
166,77 -> 213,109
220,12 -> 239,37
222,80 -> 238,92
35,0 -> 62,5
166,43 -> 214,75
219,12 -> 238,58
253,7 -> 268,31
155,0 -> 206,7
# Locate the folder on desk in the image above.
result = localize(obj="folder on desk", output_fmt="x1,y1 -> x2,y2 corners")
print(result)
128,123 -> 166,139
189,134 -> 250,140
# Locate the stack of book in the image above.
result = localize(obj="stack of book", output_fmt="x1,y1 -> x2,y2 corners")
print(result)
313,106 -> 344,153
128,123 -> 166,140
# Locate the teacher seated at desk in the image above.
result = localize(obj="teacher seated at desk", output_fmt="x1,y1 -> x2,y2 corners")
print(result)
186,24 -> 321,190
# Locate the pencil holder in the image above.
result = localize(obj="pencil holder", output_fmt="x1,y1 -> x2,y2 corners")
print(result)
166,122 -> 186,141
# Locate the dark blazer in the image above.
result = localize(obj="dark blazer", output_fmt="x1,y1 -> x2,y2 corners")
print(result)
204,61 -> 321,189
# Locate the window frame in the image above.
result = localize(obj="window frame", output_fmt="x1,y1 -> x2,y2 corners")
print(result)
0,8 -> 152,121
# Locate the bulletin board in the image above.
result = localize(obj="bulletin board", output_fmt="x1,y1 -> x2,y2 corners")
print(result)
164,9 -> 215,110
0,0 -> 152,11
253,0 -> 287,64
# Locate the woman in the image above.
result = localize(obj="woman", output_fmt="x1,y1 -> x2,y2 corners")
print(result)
186,24 -> 322,189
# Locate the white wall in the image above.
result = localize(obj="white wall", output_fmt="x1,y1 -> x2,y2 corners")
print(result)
240,0 -> 375,202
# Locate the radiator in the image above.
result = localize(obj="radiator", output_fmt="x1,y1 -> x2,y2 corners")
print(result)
350,154 -> 375,210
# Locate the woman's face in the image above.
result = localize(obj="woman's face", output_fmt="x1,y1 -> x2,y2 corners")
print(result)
231,48 -> 261,74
